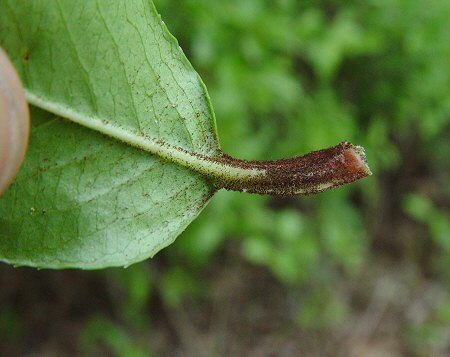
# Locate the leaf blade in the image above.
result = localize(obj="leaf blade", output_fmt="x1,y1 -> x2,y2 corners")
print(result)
0,0 -> 219,268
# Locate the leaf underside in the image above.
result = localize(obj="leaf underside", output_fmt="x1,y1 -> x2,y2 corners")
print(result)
0,0 -> 220,268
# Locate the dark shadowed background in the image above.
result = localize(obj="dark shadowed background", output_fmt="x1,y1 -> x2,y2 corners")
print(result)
1,0 -> 449,356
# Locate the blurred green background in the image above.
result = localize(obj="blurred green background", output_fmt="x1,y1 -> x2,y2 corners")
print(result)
1,0 -> 449,355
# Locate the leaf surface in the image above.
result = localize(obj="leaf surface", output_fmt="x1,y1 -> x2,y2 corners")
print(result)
0,0 -> 219,268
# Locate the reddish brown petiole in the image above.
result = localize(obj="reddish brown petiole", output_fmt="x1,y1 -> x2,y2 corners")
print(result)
215,142 -> 372,196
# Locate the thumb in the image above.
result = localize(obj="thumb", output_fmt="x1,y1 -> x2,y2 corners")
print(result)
0,47 -> 30,196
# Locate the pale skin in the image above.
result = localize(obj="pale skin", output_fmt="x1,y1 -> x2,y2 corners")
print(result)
0,47 -> 30,196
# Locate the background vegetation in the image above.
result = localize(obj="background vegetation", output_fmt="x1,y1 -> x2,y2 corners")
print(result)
1,0 -> 449,355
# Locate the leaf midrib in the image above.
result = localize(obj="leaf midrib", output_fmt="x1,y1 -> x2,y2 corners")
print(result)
27,92 -> 265,184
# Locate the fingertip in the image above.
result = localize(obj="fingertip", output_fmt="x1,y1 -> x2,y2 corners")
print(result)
0,47 -> 30,195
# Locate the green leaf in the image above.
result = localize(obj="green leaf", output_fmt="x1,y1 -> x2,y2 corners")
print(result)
0,0 -> 219,268
0,0 -> 372,269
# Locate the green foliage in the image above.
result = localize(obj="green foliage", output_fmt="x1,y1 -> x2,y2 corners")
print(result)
82,316 -> 148,357
404,194 -> 449,251
153,0 -> 449,339
406,298 -> 450,356
296,287 -> 349,329
404,194 -> 450,280
0,307 -> 21,341
109,263 -> 153,327
0,0 -> 448,354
